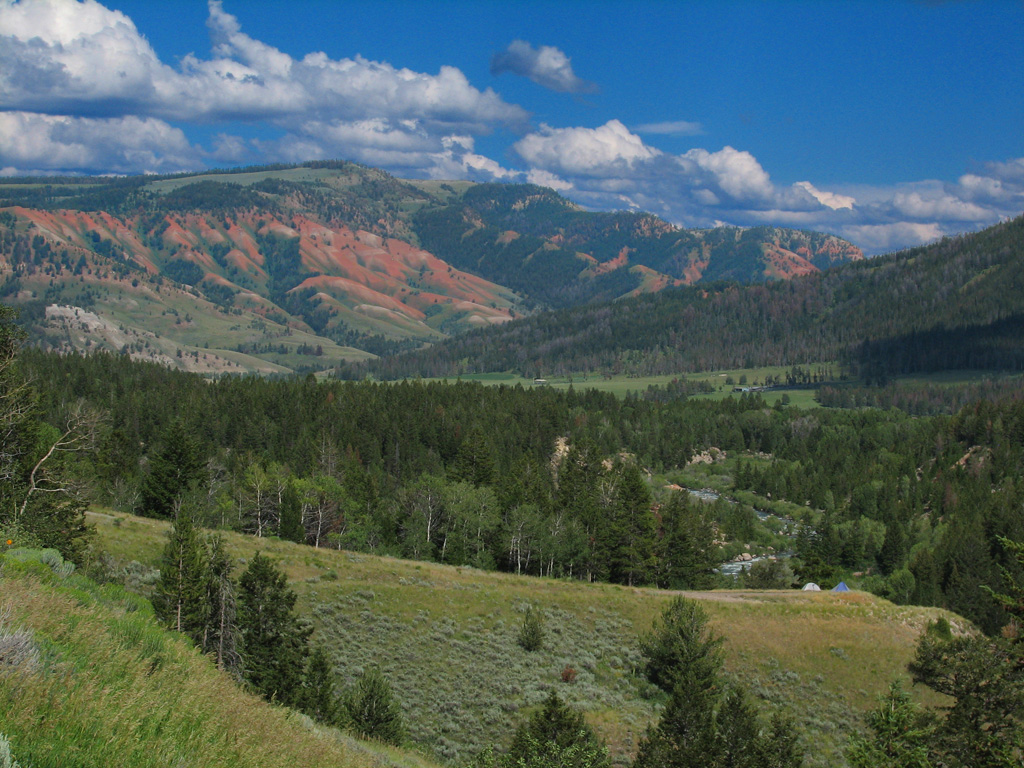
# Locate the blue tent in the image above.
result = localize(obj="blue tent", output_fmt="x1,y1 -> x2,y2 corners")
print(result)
832,581 -> 850,592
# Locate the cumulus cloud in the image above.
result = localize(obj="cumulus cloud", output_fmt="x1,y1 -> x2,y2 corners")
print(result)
837,222 -> 946,254
1,0 -> 1021,255
0,0 -> 528,174
794,181 -> 855,210
0,111 -> 200,174
512,119 -> 1024,253
490,40 -> 597,94
514,120 -> 660,177
250,121 -> 517,183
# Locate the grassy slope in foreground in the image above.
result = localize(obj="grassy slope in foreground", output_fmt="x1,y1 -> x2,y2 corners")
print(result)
0,550 -> 441,768
89,511 -> 963,768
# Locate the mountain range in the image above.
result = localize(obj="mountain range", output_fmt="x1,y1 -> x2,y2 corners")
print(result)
0,161 -> 862,373
352,211 -> 1024,381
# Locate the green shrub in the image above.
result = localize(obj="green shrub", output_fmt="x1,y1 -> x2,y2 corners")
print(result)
517,605 -> 544,652
344,666 -> 405,745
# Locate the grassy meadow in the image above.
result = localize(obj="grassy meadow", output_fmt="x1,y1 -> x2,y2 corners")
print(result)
0,549 -> 443,768
425,367 -> 826,408
85,510 -> 963,768
425,366 -> 1017,410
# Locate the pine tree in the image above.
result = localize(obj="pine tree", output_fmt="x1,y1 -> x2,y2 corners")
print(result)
605,461 -> 656,586
714,686 -> 762,768
633,683 -> 718,768
639,596 -> 723,698
517,604 -> 545,652
634,596 -> 804,768
909,631 -> 1024,768
203,533 -> 238,675
153,514 -> 209,645
344,666 -> 404,745
236,552 -> 310,706
279,477 -> 305,544
450,426 -> 496,486
846,680 -> 935,768
300,647 -> 340,725
555,440 -> 601,581
501,691 -> 610,768
656,492 -> 717,589
140,421 -> 207,519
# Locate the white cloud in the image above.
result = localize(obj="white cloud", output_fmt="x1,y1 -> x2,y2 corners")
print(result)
0,0 -> 171,116
890,190 -> 992,221
526,169 -> 573,191
838,222 -> 945,253
681,146 -> 775,203
634,120 -> 703,136
0,0 -> 528,174
490,40 -> 596,94
794,181 -> 855,210
512,119 -> 1023,254
1,1 -> 1020,256
0,111 -> 200,174
514,120 -> 660,177
252,123 -> 517,183
980,157 -> 1024,184
207,133 -> 253,163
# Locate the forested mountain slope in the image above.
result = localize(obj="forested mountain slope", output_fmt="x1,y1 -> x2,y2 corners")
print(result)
5,302 -> 1023,766
0,162 -> 861,372
19,344 -> 1024,637
413,183 -> 862,307
349,212 -> 1024,380
0,167 -> 523,373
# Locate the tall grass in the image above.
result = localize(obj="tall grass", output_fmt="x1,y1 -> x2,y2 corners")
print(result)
87,511 -> 964,768
0,552 -> 442,768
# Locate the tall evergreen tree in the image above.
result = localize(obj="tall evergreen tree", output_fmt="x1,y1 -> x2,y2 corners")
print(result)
140,420 -> 208,519
153,514 -> 209,645
279,477 -> 305,544
639,596 -> 723,698
555,440 -> 602,581
500,691 -> 610,768
605,461 -> 656,586
236,552 -> 310,706
635,596 -> 803,768
656,492 -> 717,589
909,631 -> 1024,768
846,680 -> 935,768
203,533 -> 238,675
300,646 -> 340,725
451,426 -> 496,486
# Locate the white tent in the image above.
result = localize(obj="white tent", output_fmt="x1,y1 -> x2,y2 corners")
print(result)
801,582 -> 821,591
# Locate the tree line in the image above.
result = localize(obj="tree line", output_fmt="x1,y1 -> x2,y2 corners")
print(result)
6,322 -> 1024,635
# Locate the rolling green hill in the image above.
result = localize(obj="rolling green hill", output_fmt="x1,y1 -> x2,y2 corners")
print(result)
83,511 -> 963,768
0,547 -> 441,768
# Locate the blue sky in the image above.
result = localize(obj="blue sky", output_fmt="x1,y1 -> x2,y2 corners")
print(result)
1,0 -> 1022,253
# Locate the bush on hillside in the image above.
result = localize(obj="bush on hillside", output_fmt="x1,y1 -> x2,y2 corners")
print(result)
517,605 -> 544,652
